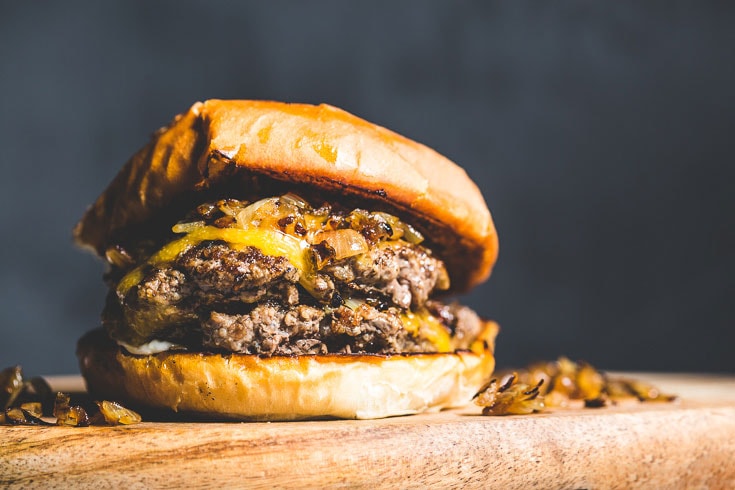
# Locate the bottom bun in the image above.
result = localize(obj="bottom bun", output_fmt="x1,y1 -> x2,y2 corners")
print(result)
77,323 -> 498,421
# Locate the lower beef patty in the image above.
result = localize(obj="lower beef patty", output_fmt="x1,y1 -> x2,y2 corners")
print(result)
107,241 -> 482,355
203,300 -> 482,356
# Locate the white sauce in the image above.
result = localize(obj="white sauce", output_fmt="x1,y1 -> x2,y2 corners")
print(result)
118,339 -> 177,355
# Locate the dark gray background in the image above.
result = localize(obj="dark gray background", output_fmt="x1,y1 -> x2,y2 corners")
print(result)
1,2 -> 733,375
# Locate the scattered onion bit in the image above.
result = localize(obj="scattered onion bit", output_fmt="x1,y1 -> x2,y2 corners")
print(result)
476,357 -> 676,416
0,366 -> 24,409
3,407 -> 53,426
0,365 -> 144,427
53,392 -> 90,427
51,393 -> 143,427
606,377 -> 677,403
20,402 -> 42,419
473,373 -> 545,415
1,365 -> 55,422
96,400 -> 142,425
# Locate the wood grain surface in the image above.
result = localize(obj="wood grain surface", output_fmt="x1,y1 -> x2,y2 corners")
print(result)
1,373 -> 734,489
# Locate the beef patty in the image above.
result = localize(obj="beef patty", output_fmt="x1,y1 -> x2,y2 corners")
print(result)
106,241 -> 481,355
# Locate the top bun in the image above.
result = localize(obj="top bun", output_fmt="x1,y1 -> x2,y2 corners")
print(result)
74,100 -> 498,292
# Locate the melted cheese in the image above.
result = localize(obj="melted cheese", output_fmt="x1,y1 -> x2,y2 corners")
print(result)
345,299 -> 453,353
401,310 -> 453,353
117,225 -> 313,298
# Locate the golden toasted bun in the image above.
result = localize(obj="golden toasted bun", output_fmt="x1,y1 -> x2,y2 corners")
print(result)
77,324 -> 497,421
74,100 -> 498,292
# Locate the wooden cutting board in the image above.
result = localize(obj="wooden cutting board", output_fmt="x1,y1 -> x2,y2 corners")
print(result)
1,373 -> 734,489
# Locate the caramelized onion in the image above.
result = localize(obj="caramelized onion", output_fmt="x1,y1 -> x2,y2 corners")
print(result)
0,365 -> 23,409
105,245 -> 135,268
216,199 -> 244,217
401,223 -> 424,244
172,221 -> 205,234
474,373 -> 545,415
479,357 -> 677,416
53,392 -> 90,427
20,402 -> 42,419
0,365 -> 144,427
343,298 -> 365,310
373,212 -> 403,240
236,197 -> 282,228
97,400 -> 142,425
280,192 -> 309,209
315,229 -> 369,262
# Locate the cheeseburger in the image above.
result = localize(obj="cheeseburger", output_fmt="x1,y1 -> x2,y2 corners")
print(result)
75,100 -> 499,420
